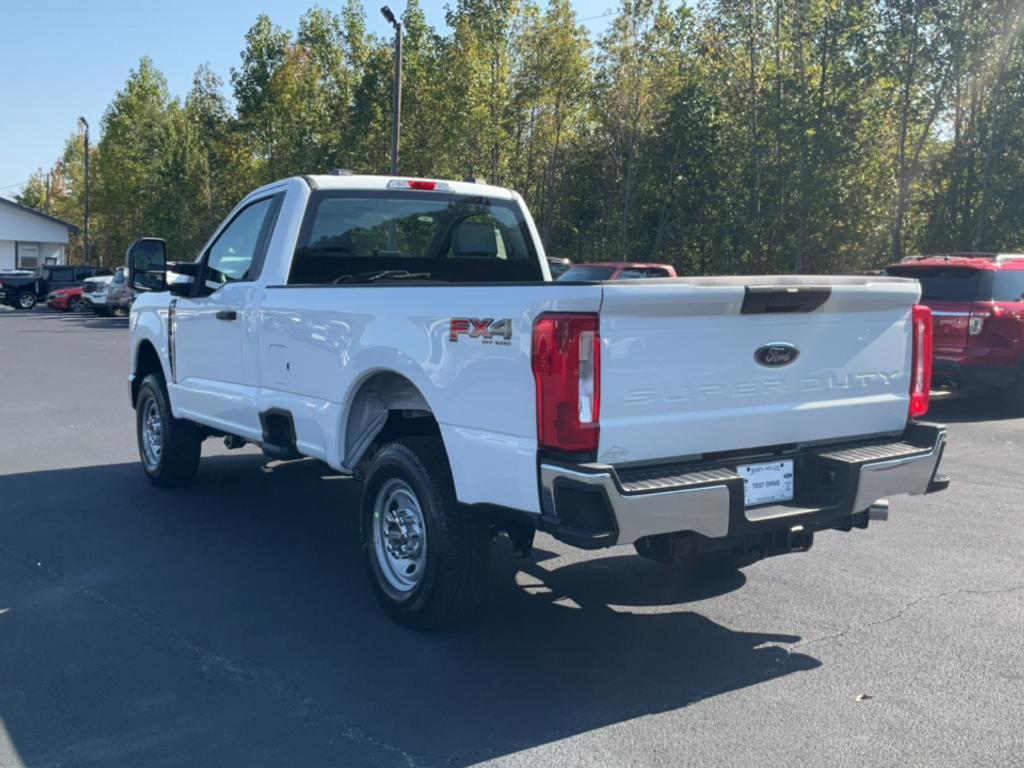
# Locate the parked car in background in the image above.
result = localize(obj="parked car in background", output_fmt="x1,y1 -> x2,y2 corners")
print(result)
886,253 -> 1024,413
546,257 -> 572,278
556,262 -> 678,281
0,265 -> 112,310
105,268 -> 134,315
46,286 -> 87,313
83,274 -> 114,315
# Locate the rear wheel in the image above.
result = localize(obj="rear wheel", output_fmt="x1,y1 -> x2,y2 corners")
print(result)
136,372 -> 202,487
69,296 -> 85,313
16,292 -> 36,310
360,437 -> 491,629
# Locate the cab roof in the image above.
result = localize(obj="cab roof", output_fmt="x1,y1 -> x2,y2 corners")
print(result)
302,174 -> 516,201
891,253 -> 1024,271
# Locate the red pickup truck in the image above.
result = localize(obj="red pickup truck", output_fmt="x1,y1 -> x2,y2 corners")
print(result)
886,253 -> 1024,414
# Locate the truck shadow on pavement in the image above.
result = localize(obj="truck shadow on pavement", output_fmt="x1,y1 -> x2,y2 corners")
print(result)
0,454 -> 820,767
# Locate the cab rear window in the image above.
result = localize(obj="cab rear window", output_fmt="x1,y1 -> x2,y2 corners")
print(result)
290,191 -> 542,284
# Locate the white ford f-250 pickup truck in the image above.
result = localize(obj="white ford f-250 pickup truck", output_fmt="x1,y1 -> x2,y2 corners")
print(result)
126,173 -> 948,628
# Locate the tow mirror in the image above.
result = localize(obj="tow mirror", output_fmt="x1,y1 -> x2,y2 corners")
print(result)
127,237 -> 167,292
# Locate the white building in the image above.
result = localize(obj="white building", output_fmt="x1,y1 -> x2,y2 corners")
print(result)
0,197 -> 79,272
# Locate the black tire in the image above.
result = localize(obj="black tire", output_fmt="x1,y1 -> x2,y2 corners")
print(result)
69,296 -> 85,313
136,372 -> 203,487
360,437 -> 491,629
1001,372 -> 1024,417
94,306 -> 111,317
15,292 -> 36,310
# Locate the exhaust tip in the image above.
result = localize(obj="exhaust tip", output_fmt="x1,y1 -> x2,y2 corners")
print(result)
927,474 -> 950,494
868,499 -> 890,522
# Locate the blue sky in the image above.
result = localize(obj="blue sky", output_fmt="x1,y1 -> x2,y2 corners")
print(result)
0,0 -> 614,197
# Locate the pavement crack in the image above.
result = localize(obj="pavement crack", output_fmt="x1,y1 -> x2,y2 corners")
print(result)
794,582 -> 1024,649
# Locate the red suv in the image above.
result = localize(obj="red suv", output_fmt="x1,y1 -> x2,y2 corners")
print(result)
886,253 -> 1024,412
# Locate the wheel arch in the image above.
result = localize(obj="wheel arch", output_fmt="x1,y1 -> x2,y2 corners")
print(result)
131,339 -> 166,408
340,369 -> 443,472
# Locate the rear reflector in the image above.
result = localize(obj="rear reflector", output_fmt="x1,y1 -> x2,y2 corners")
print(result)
387,179 -> 451,192
532,313 -> 600,455
910,304 -> 933,418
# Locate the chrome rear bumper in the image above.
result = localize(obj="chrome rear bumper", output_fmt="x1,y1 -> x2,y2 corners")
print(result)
539,423 -> 946,549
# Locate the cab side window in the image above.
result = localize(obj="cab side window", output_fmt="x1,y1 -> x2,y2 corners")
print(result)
49,267 -> 74,283
993,271 -> 1024,302
201,197 -> 276,293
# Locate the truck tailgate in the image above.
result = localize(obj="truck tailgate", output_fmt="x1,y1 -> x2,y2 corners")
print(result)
597,277 -> 920,464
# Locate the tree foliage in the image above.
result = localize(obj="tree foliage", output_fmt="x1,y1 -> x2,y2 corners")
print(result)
17,0 -> 1024,271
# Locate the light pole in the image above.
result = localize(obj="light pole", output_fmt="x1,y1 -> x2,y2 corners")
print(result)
78,117 -> 90,264
381,5 -> 402,176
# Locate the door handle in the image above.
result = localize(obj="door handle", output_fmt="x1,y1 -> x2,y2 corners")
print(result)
216,310 -> 237,321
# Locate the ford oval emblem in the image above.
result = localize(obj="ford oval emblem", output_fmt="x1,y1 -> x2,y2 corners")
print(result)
754,342 -> 799,367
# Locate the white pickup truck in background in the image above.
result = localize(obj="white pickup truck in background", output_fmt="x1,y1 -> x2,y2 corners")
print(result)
126,173 -> 948,628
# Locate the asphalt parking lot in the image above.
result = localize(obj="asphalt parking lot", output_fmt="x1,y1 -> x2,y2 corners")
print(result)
0,307 -> 1021,768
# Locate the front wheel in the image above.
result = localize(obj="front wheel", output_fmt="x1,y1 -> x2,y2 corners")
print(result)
360,437 -> 491,629
136,372 -> 203,487
16,292 -> 36,310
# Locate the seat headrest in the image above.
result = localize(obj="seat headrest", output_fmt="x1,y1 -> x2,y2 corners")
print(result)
454,221 -> 498,259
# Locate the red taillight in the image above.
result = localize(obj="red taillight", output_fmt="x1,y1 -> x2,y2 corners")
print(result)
532,313 -> 600,455
409,180 -> 437,191
910,304 -> 933,418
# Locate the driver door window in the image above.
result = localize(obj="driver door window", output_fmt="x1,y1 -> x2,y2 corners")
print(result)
202,197 -> 275,293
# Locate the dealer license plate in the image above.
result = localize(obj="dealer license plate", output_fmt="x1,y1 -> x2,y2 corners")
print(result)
737,459 -> 794,506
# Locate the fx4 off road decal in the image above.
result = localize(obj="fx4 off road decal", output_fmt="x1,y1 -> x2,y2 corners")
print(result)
449,318 -> 513,345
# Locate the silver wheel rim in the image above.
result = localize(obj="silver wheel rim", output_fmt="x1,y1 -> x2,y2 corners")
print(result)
71,298 -> 83,312
141,397 -> 163,468
372,478 -> 427,593
19,293 -> 33,308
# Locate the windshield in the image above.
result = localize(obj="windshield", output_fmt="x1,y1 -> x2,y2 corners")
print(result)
558,266 -> 616,281
290,191 -> 542,284
886,266 -> 992,302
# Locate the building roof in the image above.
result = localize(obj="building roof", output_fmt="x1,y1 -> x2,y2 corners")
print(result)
0,196 -> 80,233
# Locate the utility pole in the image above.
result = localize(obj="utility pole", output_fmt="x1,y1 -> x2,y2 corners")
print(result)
45,173 -> 51,215
381,6 -> 402,175
78,117 -> 90,264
